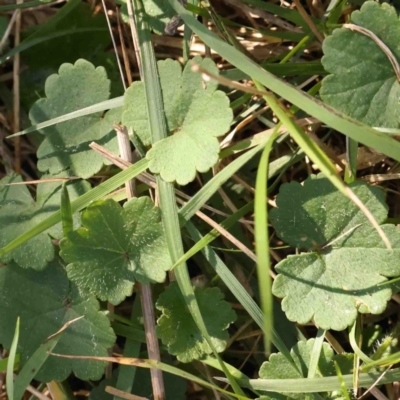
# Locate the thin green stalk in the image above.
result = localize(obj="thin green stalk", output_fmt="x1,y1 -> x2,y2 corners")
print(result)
334,361 -> 351,400
254,130 -> 278,355
279,35 -> 310,64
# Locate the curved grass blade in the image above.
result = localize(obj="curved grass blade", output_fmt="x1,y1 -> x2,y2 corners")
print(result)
254,130 -> 278,355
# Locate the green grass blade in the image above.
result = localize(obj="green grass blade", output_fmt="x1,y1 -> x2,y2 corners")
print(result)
61,183 -> 73,237
111,323 -> 146,343
254,131 -> 278,355
334,361 -> 351,400
349,321 -> 373,364
362,350 -> 400,370
0,159 -> 149,258
241,0 -> 306,26
223,368 -> 400,392
8,97 -> 123,139
344,138 -> 358,184
167,0 -> 400,162
7,317 -> 20,400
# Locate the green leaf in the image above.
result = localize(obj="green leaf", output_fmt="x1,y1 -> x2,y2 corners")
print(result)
30,59 -> 121,179
0,259 -> 116,382
60,197 -> 171,305
270,175 -> 400,330
321,1 -> 400,128
122,57 -> 233,185
259,339 -> 353,399
0,173 -> 90,270
156,282 -> 237,362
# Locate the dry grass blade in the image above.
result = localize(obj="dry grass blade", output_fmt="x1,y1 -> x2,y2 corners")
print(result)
45,316 -> 84,342
292,0 -> 324,42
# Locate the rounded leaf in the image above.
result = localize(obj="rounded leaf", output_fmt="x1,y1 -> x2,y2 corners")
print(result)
60,197 -> 171,305
30,59 -> 121,179
270,176 -> 400,330
122,57 -> 232,185
156,282 -> 236,362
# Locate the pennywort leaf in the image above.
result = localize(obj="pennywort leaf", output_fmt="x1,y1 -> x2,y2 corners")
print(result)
30,59 -> 121,179
122,56 -> 233,185
156,282 -> 237,362
60,197 -> 172,305
270,175 -> 400,330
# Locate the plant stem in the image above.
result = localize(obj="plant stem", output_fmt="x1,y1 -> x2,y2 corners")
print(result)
114,124 -> 165,400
